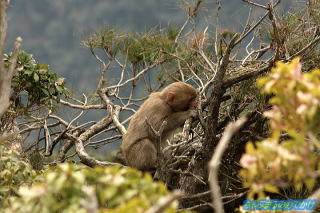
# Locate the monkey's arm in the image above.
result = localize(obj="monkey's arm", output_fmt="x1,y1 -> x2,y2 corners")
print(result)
163,110 -> 196,131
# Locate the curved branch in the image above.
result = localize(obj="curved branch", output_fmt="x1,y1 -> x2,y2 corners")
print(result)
98,88 -> 127,135
66,133 -> 123,167
208,117 -> 247,213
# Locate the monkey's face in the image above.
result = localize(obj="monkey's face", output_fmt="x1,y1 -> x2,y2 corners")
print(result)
168,93 -> 197,111
163,82 -> 198,111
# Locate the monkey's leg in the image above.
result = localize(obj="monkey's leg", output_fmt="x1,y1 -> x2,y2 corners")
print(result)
126,138 -> 157,171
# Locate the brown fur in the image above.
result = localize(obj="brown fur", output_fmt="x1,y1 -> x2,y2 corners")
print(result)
121,82 -> 198,170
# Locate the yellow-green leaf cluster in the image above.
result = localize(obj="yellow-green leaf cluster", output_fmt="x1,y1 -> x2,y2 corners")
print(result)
240,58 -> 320,199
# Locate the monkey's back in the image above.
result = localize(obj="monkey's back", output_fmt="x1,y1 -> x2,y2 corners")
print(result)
121,92 -> 172,154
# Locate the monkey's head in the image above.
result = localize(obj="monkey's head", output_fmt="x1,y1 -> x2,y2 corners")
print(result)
161,82 -> 198,111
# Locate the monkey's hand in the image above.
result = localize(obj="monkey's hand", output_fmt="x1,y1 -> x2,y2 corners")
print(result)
162,110 -> 197,132
189,109 -> 197,118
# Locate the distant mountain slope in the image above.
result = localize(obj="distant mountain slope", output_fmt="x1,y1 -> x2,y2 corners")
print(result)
6,0 -> 292,91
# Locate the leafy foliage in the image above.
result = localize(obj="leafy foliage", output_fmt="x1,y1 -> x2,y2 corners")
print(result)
82,28 -> 120,57
4,162 -> 186,213
240,58 -> 320,199
0,144 -> 35,207
83,27 -> 178,66
261,2 -> 320,71
5,51 -> 68,113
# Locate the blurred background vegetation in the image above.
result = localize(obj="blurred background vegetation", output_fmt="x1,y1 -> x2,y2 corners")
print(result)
6,0 -> 293,92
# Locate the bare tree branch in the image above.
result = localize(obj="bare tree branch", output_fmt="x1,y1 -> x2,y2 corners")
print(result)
60,99 -> 105,109
242,0 -> 269,9
145,190 -> 183,213
66,133 -> 123,167
235,0 -> 281,46
223,63 -> 272,88
0,0 -> 23,118
0,36 -> 22,117
209,117 -> 247,213
288,187 -> 320,213
288,36 -> 320,60
0,0 -> 9,65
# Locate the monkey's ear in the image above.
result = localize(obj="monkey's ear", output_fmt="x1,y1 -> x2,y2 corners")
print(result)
167,92 -> 175,105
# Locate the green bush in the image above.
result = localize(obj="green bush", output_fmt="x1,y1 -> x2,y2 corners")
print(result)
0,144 -> 35,207
5,51 -> 68,113
5,163 -> 185,213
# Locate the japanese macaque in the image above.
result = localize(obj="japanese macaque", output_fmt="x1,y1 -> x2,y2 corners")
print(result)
121,82 -> 198,171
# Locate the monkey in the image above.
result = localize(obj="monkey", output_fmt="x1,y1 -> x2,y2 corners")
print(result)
121,82 -> 198,171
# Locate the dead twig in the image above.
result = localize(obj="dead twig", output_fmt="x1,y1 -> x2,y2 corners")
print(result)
288,187 -> 320,213
0,37 -> 22,118
145,190 -> 183,213
0,0 -> 22,118
66,133 -> 123,167
208,117 -> 247,213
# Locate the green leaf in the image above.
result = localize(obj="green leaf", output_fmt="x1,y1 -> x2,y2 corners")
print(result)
264,184 -> 279,193
245,142 -> 255,154
305,178 -> 315,191
33,73 -> 39,82
24,70 -> 32,75
294,182 -> 303,191
41,88 -> 49,96
55,85 -> 63,93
